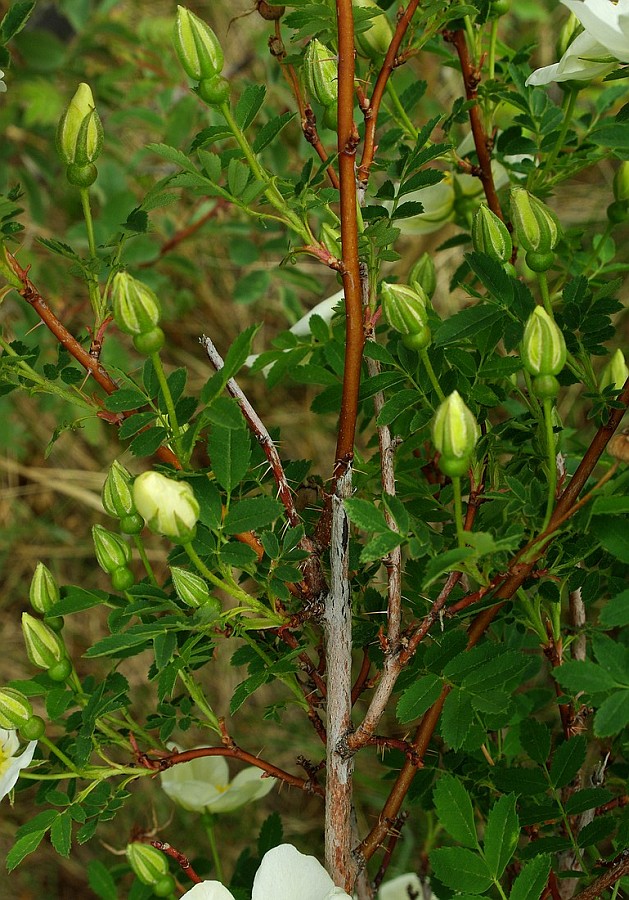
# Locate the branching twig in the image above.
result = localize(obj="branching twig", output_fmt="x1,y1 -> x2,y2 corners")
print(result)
151,840 -> 203,885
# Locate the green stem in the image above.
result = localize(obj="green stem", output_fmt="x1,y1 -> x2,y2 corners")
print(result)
151,351 -> 185,463
79,187 -> 106,328
177,669 -> 221,733
219,103 -> 312,243
537,271 -> 553,317
452,476 -> 466,548
420,348 -> 446,402
385,81 -> 418,139
184,543 -> 263,610
40,735 -> 79,774
202,813 -> 224,881
543,86 -> 579,176
488,18 -> 498,81
541,397 -> 557,532
133,534 -> 158,586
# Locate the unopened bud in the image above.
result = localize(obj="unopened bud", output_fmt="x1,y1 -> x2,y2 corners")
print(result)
354,0 -> 393,60
111,272 -> 164,354
432,391 -> 479,477
0,688 -> 33,730
133,472 -> 200,543
408,252 -> 437,299
126,842 -> 170,886
608,162 -> 629,223
92,525 -> 132,574
381,282 -> 431,350
29,563 -> 60,615
56,84 -> 103,185
171,566 -> 211,608
22,613 -> 66,670
303,39 -> 337,110
600,349 -> 629,392
102,460 -> 144,534
472,204 -> 512,263
521,307 -> 566,378
556,12 -> 579,60
173,6 -> 224,82
510,187 -> 561,272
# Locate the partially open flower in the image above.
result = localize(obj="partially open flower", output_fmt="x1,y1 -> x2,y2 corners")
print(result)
161,749 -> 275,813
0,728 -> 37,803
526,0 -> 629,86
133,471 -> 200,543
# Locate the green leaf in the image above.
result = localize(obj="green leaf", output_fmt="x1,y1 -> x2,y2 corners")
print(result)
203,396 -> 246,430
484,794 -> 519,878
599,588 -> 629,628
223,497 -> 284,534
594,689 -> 629,737
218,324 -> 261,385
549,735 -> 586,789
422,548 -> 475,589
129,426 -> 168,457
51,587 -> 111,616
153,632 -> 177,670
434,306 -> 504,348
553,660 -> 620,694
382,494 -> 409,535
492,766 -> 548,795
564,787 -> 613,816
590,516 -> 629,562
50,810 -> 72,858
441,687 -> 474,750
208,424 -> 251,492
147,143 -> 199,174
258,811 -> 283,857
87,859 -> 119,900
359,530 -> 404,563
230,670 -> 268,715
397,674 -> 443,724
433,774 -> 478,848
509,855 -> 551,900
430,847 -> 492,894
103,389 -> 147,413
376,389 -> 420,426
520,720 -> 551,765
235,84 -> 266,130
227,158 -> 250,198
591,495 -> 629,515
344,498 -> 388,532
466,251 -> 514,305
7,822 -> 54,871
253,111 -> 296,153
1,1 -> 35,41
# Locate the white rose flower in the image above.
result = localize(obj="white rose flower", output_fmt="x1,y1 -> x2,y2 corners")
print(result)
526,0 -> 629,85
180,844 -> 353,899
160,748 -> 274,813
0,728 -> 37,801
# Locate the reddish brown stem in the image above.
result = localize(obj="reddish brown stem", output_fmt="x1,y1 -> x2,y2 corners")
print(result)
446,29 -> 504,221
150,840 -> 203,885
351,649 -> 372,705
571,852 -> 629,900
333,0 -> 364,484
357,0 -> 421,187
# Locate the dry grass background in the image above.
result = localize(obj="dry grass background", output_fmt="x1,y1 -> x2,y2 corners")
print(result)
1,1 -> 628,896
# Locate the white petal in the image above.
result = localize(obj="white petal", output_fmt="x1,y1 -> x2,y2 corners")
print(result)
180,881 -> 236,900
206,767 -> 274,813
526,32 -> 613,84
252,844 -> 351,900
160,752 -> 230,812
0,739 -> 37,801
378,873 -> 424,900
562,0 -> 629,61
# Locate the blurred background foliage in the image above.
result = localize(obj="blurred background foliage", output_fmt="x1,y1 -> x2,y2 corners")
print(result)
0,0 -> 627,896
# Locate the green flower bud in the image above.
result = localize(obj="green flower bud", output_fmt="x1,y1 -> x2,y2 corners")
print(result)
613,162 -> 629,204
111,566 -> 135,592
521,307 -> 567,378
0,688 -> 33,730
381,282 -> 431,349
133,328 -> 165,355
600,348 -> 629,392
56,83 -> 103,167
29,562 -> 60,615
353,0 -> 393,60
20,715 -> 46,741
173,6 -> 224,82
92,525 -> 132,574
22,613 -> 66,670
66,163 -> 98,188
126,842 -> 170,886
303,39 -> 337,109
171,566 -> 212,608
320,222 -> 342,259
102,460 -> 144,534
532,374 -> 560,399
133,472 -> 200,543
408,252 -> 437,300
111,272 -> 162,340
472,204 -> 512,263
510,187 -> 561,258
432,391 -> 479,477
